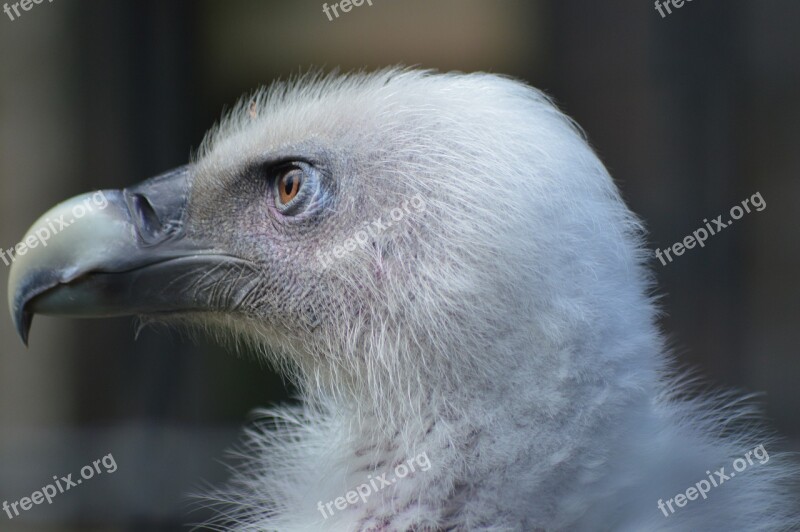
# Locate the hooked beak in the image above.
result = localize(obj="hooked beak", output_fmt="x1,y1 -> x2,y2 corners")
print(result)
8,166 -> 254,345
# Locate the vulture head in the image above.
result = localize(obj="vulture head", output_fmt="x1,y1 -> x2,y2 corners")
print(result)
7,69 -> 798,530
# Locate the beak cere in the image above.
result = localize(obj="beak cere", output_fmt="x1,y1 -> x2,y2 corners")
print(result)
8,166 -> 253,345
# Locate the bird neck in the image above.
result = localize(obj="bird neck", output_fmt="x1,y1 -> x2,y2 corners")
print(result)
297,328 -> 659,529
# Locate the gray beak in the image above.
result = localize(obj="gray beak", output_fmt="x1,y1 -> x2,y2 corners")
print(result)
8,166 -> 253,345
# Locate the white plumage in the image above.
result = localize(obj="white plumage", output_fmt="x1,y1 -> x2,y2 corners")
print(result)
9,68 -> 797,531
189,70 -> 798,531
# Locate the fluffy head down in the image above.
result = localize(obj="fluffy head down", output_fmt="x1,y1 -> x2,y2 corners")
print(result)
181,70 -> 797,530
188,69 -> 654,425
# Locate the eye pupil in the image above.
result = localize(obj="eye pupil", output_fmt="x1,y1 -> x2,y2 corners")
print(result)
278,168 -> 302,205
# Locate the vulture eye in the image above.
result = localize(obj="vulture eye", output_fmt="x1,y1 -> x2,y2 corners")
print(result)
277,167 -> 303,206
270,161 -> 320,216
271,162 -> 319,216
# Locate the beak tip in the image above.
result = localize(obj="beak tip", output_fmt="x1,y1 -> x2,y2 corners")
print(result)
9,270 -> 38,347
13,309 -> 32,347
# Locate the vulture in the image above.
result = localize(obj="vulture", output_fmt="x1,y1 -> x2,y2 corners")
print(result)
7,69 -> 799,531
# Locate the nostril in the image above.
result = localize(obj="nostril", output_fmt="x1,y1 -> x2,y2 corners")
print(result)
122,166 -> 190,246
130,193 -> 164,244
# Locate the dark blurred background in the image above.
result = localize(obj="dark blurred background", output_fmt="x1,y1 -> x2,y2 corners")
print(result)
1,1 -> 798,530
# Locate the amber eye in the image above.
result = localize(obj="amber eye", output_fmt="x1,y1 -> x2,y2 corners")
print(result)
277,167 -> 303,205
